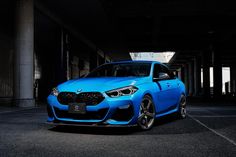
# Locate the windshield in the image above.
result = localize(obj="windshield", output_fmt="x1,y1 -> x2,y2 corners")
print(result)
86,63 -> 151,78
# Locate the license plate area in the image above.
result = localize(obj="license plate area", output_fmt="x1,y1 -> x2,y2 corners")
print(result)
68,103 -> 86,114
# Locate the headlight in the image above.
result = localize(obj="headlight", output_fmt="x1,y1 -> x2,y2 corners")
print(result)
51,87 -> 59,96
106,86 -> 138,98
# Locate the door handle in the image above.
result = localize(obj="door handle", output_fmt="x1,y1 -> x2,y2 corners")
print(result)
166,83 -> 171,87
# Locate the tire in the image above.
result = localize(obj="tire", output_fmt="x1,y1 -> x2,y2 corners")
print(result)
177,95 -> 187,119
137,95 -> 156,130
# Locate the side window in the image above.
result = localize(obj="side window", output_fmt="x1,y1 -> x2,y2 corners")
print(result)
160,65 -> 170,76
153,64 -> 162,78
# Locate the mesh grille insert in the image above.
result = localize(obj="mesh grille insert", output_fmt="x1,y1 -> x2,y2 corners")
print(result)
57,92 -> 104,105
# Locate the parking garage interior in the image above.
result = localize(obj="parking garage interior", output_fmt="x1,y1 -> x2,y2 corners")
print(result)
0,0 -> 236,156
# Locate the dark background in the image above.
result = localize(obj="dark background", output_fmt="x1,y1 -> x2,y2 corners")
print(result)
0,1 -> 236,157
0,0 -> 236,104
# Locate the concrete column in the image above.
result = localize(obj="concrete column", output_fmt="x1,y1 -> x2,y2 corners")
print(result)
212,50 -> 222,97
180,67 -> 185,82
59,28 -> 68,82
184,64 -> 189,95
179,67 -> 184,82
202,51 -> 211,98
14,0 -> 35,107
230,65 -> 236,95
194,56 -> 201,96
188,61 -> 194,96
177,68 -> 182,80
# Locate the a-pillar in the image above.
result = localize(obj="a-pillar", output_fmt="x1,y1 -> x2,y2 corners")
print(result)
194,56 -> 201,96
14,0 -> 35,107
202,51 -> 211,98
212,49 -> 222,98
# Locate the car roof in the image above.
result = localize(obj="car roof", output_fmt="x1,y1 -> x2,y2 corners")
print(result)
106,60 -> 162,65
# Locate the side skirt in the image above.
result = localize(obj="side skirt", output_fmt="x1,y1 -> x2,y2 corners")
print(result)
155,106 -> 178,118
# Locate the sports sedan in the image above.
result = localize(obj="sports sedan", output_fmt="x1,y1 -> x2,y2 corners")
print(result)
47,61 -> 186,130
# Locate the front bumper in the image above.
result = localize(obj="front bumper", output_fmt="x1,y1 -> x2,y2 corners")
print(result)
46,121 -> 137,128
47,93 -> 141,126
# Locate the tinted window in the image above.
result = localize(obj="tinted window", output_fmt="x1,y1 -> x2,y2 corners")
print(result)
153,64 -> 162,78
86,63 -> 151,77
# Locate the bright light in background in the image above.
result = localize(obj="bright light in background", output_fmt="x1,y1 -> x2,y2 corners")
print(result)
129,52 -> 175,63
200,67 -> 230,94
222,67 -> 230,94
210,67 -> 213,88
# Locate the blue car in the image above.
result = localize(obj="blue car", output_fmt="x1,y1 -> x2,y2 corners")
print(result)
47,61 -> 186,130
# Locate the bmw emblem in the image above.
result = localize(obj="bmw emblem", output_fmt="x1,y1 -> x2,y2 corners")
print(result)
77,89 -> 82,93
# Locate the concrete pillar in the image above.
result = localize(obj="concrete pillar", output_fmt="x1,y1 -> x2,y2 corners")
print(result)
230,65 -> 236,95
14,0 -> 35,107
194,56 -> 201,96
212,50 -> 222,97
202,51 -> 211,98
59,29 -> 68,82
177,68 -> 182,80
180,67 -> 185,82
184,64 -> 189,95
188,61 -> 194,96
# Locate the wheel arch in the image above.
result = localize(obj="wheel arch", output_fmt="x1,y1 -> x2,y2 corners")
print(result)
141,91 -> 158,114
177,92 -> 187,109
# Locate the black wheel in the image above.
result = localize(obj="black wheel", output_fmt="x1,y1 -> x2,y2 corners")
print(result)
177,95 -> 187,119
138,95 -> 155,130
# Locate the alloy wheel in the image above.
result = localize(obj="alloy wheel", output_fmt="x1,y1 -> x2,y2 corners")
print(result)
179,96 -> 187,118
138,96 -> 155,130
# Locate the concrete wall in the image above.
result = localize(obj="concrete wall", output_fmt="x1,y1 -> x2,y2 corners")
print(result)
34,9 -> 109,102
0,1 -> 112,104
69,34 -> 92,78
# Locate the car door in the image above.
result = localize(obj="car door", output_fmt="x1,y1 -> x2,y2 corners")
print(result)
160,65 -> 180,107
153,64 -> 177,113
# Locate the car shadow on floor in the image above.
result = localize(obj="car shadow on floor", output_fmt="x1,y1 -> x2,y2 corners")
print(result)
48,114 -> 208,135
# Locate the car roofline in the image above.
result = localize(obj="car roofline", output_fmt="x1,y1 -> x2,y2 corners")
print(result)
103,60 -> 162,65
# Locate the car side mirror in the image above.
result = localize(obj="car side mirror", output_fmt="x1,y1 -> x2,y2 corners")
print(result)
153,73 -> 170,81
159,73 -> 169,79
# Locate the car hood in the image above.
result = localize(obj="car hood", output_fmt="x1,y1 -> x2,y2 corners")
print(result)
57,77 -> 150,93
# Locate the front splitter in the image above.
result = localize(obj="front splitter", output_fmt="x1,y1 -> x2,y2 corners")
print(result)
46,121 -> 137,128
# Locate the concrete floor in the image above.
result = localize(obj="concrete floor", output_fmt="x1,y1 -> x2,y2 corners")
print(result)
0,103 -> 236,157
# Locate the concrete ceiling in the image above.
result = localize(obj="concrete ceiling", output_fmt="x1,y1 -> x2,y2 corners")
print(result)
38,0 -> 236,64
